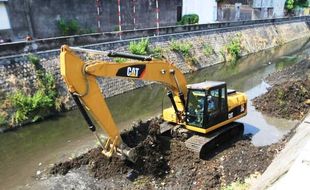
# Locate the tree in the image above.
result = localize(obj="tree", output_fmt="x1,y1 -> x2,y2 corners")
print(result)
286,0 -> 295,10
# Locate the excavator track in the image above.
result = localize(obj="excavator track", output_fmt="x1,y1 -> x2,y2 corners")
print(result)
185,122 -> 244,159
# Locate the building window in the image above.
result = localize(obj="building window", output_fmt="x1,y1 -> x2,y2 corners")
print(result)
0,2 -> 10,30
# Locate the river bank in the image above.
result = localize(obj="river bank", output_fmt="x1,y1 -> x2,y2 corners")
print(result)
33,45 -> 310,190
2,39 -> 307,190
0,21 -> 309,130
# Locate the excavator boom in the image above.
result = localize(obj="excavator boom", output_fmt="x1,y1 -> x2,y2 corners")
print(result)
60,45 -> 187,159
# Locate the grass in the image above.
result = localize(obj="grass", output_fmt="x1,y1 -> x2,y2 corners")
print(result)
169,40 -> 199,67
203,44 -> 213,56
113,57 -> 128,63
57,18 -> 80,36
221,180 -> 249,190
222,35 -> 242,63
169,40 -> 192,57
128,38 -> 150,55
151,46 -> 166,59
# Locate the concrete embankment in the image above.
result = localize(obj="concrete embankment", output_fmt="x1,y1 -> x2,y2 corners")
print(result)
251,113 -> 310,190
0,20 -> 309,125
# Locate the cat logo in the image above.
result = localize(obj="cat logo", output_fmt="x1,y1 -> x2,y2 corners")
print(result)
116,64 -> 146,78
127,67 -> 140,77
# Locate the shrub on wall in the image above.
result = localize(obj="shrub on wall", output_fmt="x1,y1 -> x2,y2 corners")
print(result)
221,35 -> 242,63
128,38 -> 150,55
57,18 -> 80,36
203,44 -> 214,57
177,14 -> 199,25
8,54 -> 60,125
169,40 -> 192,57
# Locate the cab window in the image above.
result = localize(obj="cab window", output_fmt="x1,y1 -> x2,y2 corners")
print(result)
208,89 -> 219,114
186,90 -> 206,128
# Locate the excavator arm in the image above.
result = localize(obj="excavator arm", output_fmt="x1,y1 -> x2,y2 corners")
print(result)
60,45 -> 187,159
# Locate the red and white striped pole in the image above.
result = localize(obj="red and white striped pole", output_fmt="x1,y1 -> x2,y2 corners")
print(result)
133,0 -> 136,30
155,0 -> 160,35
96,0 -> 101,31
117,0 -> 122,39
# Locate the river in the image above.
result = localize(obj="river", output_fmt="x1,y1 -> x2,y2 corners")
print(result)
0,37 -> 309,190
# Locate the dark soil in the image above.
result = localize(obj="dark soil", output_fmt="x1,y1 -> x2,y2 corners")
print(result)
50,118 -> 288,189
265,59 -> 310,86
253,59 -> 310,120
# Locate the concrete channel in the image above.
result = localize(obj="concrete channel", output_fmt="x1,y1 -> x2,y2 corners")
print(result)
0,37 -> 309,190
251,113 -> 310,190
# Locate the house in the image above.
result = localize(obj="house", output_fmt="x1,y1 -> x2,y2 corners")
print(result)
0,0 -> 11,41
182,0 -> 217,23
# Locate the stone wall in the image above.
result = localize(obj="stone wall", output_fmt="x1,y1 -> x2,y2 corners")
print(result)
0,21 -> 309,111
4,0 -> 181,40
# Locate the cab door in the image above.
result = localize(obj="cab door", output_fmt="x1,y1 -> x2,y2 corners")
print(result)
205,85 -> 228,128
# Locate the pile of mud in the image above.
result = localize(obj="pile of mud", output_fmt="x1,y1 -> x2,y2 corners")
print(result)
50,119 -> 285,189
50,118 -> 167,179
265,59 -> 310,86
253,78 -> 310,120
253,59 -> 310,120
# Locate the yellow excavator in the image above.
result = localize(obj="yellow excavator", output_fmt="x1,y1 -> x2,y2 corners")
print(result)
60,45 -> 247,161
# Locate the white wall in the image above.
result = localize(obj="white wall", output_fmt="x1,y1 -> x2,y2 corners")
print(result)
273,0 -> 286,17
0,3 -> 10,30
182,0 -> 217,24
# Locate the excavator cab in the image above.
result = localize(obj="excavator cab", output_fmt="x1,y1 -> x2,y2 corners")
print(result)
186,81 -> 228,129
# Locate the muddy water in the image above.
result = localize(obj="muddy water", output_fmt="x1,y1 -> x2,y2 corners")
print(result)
1,37 -> 310,190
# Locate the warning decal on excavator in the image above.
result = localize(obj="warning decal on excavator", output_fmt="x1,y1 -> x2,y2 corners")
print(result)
116,64 -> 146,78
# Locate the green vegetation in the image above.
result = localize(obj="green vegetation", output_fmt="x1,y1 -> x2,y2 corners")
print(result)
177,14 -> 199,25
286,0 -> 295,10
57,18 -> 80,36
169,40 -> 198,66
221,180 -> 249,190
0,114 -> 6,126
169,40 -> 192,57
8,54 -> 60,125
113,57 -> 128,63
285,0 -> 309,11
203,44 -> 214,56
151,46 -> 165,59
222,35 -> 242,63
128,38 -> 150,55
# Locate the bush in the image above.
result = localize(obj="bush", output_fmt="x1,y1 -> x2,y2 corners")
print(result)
8,54 -> 59,125
177,14 -> 199,25
286,0 -> 295,10
128,38 -> 150,55
9,90 -> 54,124
203,44 -> 213,56
57,18 -> 80,36
169,40 -> 192,57
151,46 -> 165,59
222,36 -> 242,63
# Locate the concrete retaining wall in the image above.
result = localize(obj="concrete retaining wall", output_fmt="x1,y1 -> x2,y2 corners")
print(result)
0,21 -> 309,111
1,16 -> 309,58
3,0 -> 181,40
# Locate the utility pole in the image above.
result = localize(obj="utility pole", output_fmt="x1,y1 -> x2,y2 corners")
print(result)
155,0 -> 159,35
24,0 -> 34,38
117,0 -> 122,39
96,0 -> 101,32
